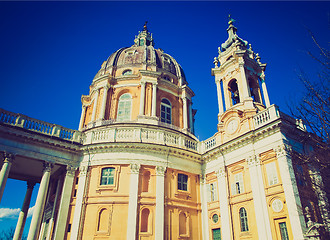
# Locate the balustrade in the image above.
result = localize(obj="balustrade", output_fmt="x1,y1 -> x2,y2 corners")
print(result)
0,108 -> 82,143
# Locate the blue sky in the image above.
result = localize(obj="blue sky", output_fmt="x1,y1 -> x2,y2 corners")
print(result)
0,0 -> 329,235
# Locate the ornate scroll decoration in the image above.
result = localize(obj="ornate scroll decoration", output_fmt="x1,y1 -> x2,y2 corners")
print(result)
247,155 -> 260,167
3,152 -> 14,163
275,144 -> 292,158
79,166 -> 89,176
66,165 -> 77,177
155,166 -> 166,176
130,163 -> 141,174
43,162 -> 54,173
215,166 -> 226,178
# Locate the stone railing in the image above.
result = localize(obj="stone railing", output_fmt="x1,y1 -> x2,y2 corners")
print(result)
85,125 -> 199,152
253,104 -> 280,128
0,108 -> 82,143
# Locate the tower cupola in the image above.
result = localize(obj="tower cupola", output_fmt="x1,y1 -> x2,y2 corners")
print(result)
134,21 -> 154,47
212,16 -> 271,140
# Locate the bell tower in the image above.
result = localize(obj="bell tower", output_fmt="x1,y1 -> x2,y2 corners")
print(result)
212,16 -> 271,141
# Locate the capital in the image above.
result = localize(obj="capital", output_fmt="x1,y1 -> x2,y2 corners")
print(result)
27,181 -> 36,189
215,166 -> 226,178
3,152 -> 14,163
66,165 -> 77,177
155,166 -> 166,176
275,144 -> 292,158
247,155 -> 260,167
43,162 -> 54,172
79,166 -> 89,176
130,163 -> 141,174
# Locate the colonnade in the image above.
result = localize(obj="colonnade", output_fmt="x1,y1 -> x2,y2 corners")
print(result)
0,153 -> 76,240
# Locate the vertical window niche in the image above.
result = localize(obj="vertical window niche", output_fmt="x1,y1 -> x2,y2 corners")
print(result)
160,98 -> 172,124
265,161 -> 279,186
179,211 -> 190,237
208,182 -> 218,202
142,171 -> 151,193
140,208 -> 151,233
228,79 -> 240,106
239,207 -> 249,232
117,93 -> 132,122
178,173 -> 188,191
231,172 -> 244,195
96,208 -> 110,234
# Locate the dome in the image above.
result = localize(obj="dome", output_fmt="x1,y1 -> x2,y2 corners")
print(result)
93,24 -> 187,87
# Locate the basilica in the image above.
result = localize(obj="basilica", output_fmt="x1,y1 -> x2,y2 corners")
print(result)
0,20 -> 329,240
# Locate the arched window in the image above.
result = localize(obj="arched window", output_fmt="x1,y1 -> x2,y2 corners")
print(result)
179,212 -> 187,235
160,98 -> 172,124
140,208 -> 150,232
117,93 -> 132,121
122,69 -> 132,75
228,80 -> 240,106
142,171 -> 151,193
249,78 -> 261,103
100,167 -> 115,185
239,207 -> 249,232
178,173 -> 188,191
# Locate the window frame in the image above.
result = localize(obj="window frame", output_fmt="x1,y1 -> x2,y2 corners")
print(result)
239,207 -> 249,232
117,93 -> 132,122
265,161 -> 279,186
160,98 -> 172,124
97,166 -> 120,192
100,167 -> 115,186
178,173 -> 188,191
231,172 -> 244,195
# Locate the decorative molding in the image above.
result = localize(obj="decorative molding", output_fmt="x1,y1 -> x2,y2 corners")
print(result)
247,155 -> 260,167
43,162 -> 54,172
66,165 -> 77,177
155,166 -> 166,176
215,166 -> 226,178
3,152 -> 14,163
79,166 -> 89,176
130,163 -> 141,174
274,144 -> 292,158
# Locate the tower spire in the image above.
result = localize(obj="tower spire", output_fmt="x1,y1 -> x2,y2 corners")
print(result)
221,15 -> 248,52
134,21 -> 154,47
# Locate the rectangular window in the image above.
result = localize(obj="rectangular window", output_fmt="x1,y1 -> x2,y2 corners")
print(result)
279,222 -> 289,240
231,172 -> 244,195
266,162 -> 278,186
212,228 -> 221,240
178,173 -> 188,191
101,167 -> 115,185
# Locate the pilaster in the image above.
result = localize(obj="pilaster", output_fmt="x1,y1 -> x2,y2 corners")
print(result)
155,166 -> 166,240
200,174 -> 210,240
139,81 -> 146,115
247,155 -> 272,239
70,166 -> 88,240
275,144 -> 306,239
126,163 -> 141,240
216,165 -> 232,239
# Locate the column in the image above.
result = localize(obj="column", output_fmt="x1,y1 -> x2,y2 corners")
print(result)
151,82 -> 157,117
215,78 -> 224,116
275,145 -> 306,239
13,181 -> 35,240
54,166 -> 76,240
139,81 -> 146,115
247,155 -> 272,239
126,163 -> 140,240
216,166 -> 232,240
188,100 -> 193,133
45,177 -> 63,240
78,106 -> 86,130
182,97 -> 188,129
0,152 -> 14,203
155,166 -> 166,240
70,166 -> 88,240
238,59 -> 250,100
200,175 -> 210,240
260,72 -> 270,108
91,89 -> 99,121
27,162 -> 53,240
100,85 -> 109,120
